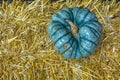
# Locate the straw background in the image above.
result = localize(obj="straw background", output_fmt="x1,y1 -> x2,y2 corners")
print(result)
0,0 -> 120,80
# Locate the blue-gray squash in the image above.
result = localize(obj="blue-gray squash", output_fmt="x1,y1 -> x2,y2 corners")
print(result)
48,7 -> 102,59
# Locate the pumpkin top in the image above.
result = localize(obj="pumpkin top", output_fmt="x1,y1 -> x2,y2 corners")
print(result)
48,7 -> 102,59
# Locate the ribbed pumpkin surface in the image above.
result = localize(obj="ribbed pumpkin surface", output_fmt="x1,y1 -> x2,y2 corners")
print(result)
48,7 -> 102,59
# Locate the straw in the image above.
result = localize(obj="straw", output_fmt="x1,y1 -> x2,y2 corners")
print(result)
0,0 -> 120,79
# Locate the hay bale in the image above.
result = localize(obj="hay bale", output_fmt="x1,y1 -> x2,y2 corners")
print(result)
0,0 -> 120,79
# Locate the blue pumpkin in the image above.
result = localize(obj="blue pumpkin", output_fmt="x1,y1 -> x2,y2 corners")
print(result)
48,7 -> 102,59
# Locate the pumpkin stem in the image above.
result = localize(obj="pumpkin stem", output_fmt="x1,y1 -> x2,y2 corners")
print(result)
65,19 -> 78,34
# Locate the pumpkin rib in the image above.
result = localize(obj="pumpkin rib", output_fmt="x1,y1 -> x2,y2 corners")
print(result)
62,39 -> 74,54
51,29 -> 69,43
57,11 -> 71,20
76,49 -> 83,59
80,37 -> 97,46
84,12 -> 98,22
77,25 -> 100,38
79,26 -> 99,45
56,37 -> 72,49
90,28 -> 100,39
51,21 -> 71,31
83,24 -> 100,39
69,38 -> 79,58
63,39 -> 76,58
48,22 -> 65,36
79,44 -> 91,57
62,38 -> 75,56
51,28 -> 70,37
51,27 -> 68,37
79,41 -> 91,54
76,34 -> 83,58
88,25 -> 100,38
76,39 -> 83,58
92,21 -> 102,34
78,34 -> 87,57
48,22 -> 58,34
79,28 -> 93,54
77,19 -> 97,28
54,32 -> 71,45
74,8 -> 90,27
73,45 -> 79,58
65,33 -> 79,58
49,21 -> 70,38
69,42 -> 77,58
81,38 -> 97,53
52,14 -> 70,27
60,9 -> 73,20
72,7 -> 80,24
83,21 -> 102,36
